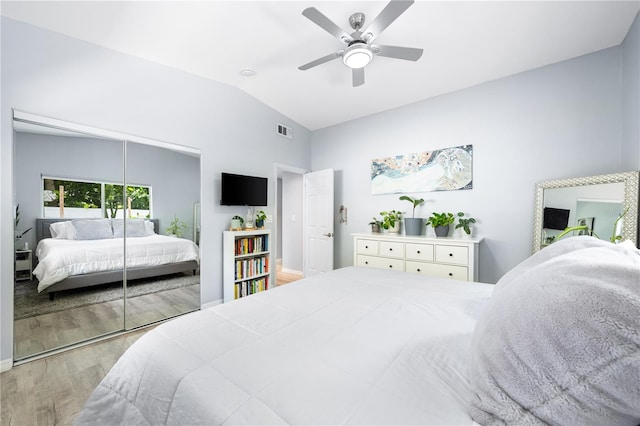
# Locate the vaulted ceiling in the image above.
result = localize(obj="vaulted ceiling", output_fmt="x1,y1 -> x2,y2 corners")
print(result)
3,1 -> 639,130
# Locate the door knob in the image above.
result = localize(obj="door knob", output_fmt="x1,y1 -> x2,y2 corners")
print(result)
323,232 -> 334,237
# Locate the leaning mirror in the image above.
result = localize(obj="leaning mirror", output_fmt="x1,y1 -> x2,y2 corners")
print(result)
532,171 -> 640,253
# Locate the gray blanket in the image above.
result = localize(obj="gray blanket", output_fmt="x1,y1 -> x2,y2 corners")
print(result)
469,237 -> 640,425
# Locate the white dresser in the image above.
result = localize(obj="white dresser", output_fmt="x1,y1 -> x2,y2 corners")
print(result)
352,233 -> 482,282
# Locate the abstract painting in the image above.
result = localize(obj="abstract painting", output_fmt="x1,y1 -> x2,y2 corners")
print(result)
371,145 -> 473,194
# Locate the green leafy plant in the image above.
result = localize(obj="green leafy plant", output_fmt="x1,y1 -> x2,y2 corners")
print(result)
426,212 -> 455,228
455,212 -> 476,235
231,215 -> 244,225
166,216 -> 189,237
14,204 -> 32,238
380,210 -> 402,230
368,217 -> 382,226
256,210 -> 267,222
399,195 -> 425,218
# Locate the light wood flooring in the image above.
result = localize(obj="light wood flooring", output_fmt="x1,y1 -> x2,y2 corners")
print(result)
3,271 -> 300,426
276,264 -> 303,286
14,285 -> 199,362
1,327 -> 150,426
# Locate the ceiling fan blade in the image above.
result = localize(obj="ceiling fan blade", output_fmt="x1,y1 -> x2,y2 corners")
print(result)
375,45 -> 423,61
352,68 -> 365,87
302,7 -> 353,44
361,0 -> 414,43
298,51 -> 343,71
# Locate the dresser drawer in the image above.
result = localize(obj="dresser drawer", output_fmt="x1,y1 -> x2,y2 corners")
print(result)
435,245 -> 469,265
356,239 -> 379,255
407,261 -> 468,280
357,255 -> 404,271
378,241 -> 404,258
405,243 -> 434,261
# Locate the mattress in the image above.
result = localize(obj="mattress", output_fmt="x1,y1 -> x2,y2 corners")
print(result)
77,266 -> 494,425
33,235 -> 199,292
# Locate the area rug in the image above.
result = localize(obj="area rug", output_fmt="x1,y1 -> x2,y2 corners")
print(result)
14,273 -> 199,320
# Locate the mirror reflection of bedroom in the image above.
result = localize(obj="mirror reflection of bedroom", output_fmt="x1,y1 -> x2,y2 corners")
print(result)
13,114 -> 201,362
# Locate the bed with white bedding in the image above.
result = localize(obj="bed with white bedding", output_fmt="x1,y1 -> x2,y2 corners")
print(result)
77,237 -> 640,425
34,218 -> 199,299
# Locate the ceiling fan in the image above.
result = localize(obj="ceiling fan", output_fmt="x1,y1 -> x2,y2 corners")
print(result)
298,0 -> 423,87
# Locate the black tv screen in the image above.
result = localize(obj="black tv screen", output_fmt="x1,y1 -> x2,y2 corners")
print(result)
220,172 -> 268,206
543,207 -> 570,230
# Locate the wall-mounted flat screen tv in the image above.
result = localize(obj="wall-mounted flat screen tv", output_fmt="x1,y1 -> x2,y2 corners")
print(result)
543,207 -> 570,230
220,172 -> 268,206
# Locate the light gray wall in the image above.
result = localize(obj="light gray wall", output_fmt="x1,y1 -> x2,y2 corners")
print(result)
311,46 -> 630,284
14,133 -> 200,251
622,12 -> 640,171
1,18 -> 311,363
281,172 -> 303,272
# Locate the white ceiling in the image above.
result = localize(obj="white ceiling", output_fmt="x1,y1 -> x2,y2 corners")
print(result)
2,1 -> 639,130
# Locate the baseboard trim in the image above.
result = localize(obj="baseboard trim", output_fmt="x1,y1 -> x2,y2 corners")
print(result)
201,299 -> 223,310
1,358 -> 13,372
281,267 -> 303,276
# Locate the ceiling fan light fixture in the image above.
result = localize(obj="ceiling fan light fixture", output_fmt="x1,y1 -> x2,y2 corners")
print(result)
343,44 -> 373,69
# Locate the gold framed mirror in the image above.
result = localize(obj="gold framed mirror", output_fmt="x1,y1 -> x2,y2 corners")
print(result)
532,171 -> 639,253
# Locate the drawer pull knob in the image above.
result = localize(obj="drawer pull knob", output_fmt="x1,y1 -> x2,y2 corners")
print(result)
448,273 -> 453,277
449,253 -> 453,257
389,248 -> 393,251
417,250 -> 421,254
417,268 -> 421,272
389,265 -> 393,268
365,245 -> 369,249
365,261 -> 369,265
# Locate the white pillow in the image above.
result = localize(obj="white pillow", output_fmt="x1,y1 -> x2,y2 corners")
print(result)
71,219 -> 113,240
49,221 -> 73,239
111,219 -> 148,238
469,236 -> 640,425
144,220 -> 156,236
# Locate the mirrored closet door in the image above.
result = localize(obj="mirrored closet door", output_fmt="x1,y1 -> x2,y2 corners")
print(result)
123,141 -> 201,329
12,111 -> 201,362
13,115 -> 126,361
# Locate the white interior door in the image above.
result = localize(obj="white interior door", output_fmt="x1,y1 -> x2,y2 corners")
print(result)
304,168 -> 334,276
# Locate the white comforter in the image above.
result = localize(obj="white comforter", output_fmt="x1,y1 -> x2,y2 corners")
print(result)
34,235 -> 199,292
77,266 -> 493,425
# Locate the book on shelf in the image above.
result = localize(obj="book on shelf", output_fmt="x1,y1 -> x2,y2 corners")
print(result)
234,235 -> 269,256
233,276 -> 269,300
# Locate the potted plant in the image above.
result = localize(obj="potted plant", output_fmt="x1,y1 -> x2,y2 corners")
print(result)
230,215 -> 244,230
455,212 -> 476,237
399,195 -> 425,236
167,215 -> 189,237
14,204 -> 32,250
426,212 -> 455,237
368,217 -> 382,233
380,210 -> 402,233
255,210 -> 267,229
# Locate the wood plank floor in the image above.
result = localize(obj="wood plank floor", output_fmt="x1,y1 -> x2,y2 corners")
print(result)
1,327 -> 150,426
14,285 -> 199,361
3,272 -> 299,425
276,261 -> 303,286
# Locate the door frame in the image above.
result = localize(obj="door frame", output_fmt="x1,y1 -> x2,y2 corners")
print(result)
273,163 -> 308,278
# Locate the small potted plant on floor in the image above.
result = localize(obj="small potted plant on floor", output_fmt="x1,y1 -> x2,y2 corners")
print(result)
399,195 -> 425,236
380,210 -> 402,233
255,210 -> 267,229
369,217 -> 382,233
230,215 -> 244,230
426,212 -> 455,237
455,212 -> 476,237
167,215 -> 189,237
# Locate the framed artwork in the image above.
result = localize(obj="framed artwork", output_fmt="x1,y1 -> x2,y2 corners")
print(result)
371,145 -> 473,195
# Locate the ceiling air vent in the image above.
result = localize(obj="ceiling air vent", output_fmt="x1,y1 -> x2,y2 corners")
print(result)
277,123 -> 292,139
